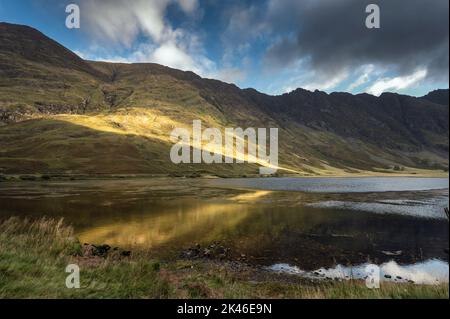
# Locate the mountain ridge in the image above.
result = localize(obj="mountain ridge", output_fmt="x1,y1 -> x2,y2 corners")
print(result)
0,22 -> 107,80
3,22 -> 445,101
0,22 -> 448,176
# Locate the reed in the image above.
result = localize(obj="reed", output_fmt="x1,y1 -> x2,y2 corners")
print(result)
0,217 -> 448,299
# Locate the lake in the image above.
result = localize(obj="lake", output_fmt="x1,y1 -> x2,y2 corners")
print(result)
0,177 -> 448,281
206,177 -> 449,193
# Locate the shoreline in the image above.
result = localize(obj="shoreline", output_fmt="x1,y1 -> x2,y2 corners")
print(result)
0,217 -> 448,299
1,171 -> 448,183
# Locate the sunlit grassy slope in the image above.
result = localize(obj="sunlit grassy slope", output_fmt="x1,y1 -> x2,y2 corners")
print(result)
1,109 -> 446,176
0,23 -> 448,176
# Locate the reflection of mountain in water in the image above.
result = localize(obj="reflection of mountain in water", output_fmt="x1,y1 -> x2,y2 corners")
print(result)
0,179 -> 447,270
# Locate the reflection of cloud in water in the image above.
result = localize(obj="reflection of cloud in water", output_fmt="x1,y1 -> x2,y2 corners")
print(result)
307,195 -> 449,219
269,259 -> 449,285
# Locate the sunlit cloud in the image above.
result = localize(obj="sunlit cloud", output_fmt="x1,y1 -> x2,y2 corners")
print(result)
367,69 -> 428,96
347,64 -> 375,92
6,0 -> 446,96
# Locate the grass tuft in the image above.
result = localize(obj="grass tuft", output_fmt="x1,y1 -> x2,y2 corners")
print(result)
0,218 -> 448,299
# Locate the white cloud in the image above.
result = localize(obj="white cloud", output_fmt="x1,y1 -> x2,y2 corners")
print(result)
176,0 -> 198,13
347,64 -> 375,92
263,58 -> 350,95
228,0 -> 447,95
213,68 -> 247,84
302,72 -> 348,92
77,0 -> 250,85
278,68 -> 348,94
79,0 -> 213,75
149,42 -> 196,71
367,69 -> 428,96
81,0 -> 199,46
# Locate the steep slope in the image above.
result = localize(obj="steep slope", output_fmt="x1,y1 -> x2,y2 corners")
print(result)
0,23 -> 448,176
244,89 -> 448,154
0,22 -> 110,123
422,89 -> 449,106
0,23 -> 105,77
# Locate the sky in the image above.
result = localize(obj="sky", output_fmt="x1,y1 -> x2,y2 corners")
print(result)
0,0 -> 448,96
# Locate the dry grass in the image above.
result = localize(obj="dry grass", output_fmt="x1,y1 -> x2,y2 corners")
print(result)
0,217 -> 448,299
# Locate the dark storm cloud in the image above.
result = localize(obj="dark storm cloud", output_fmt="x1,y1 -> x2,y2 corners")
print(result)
264,0 -> 449,82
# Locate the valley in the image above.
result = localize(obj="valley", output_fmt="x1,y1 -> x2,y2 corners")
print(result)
0,22 -> 448,177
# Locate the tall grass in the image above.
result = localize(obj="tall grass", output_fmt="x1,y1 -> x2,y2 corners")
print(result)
0,217 -> 448,299
0,217 -> 76,250
0,217 -> 172,299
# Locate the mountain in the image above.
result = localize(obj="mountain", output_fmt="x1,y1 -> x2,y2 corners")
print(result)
0,23 -> 448,176
422,89 -> 449,106
0,22 -> 104,78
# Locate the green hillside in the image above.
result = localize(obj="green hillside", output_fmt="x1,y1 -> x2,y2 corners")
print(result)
0,23 -> 448,177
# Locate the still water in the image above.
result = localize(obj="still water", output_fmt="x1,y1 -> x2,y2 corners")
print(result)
206,177 -> 449,193
0,177 -> 448,272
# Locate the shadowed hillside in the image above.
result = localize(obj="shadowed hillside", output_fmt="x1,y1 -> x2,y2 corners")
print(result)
422,89 -> 449,106
0,23 -> 448,176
